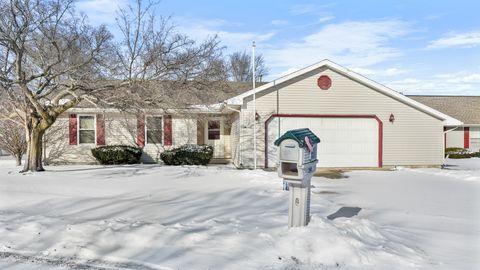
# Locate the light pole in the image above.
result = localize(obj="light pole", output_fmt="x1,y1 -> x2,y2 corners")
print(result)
252,41 -> 257,170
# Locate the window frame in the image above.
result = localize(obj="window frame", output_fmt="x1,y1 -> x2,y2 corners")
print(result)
207,119 -> 221,140
145,115 -> 164,145
77,114 -> 97,145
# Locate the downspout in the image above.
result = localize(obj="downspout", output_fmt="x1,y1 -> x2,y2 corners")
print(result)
225,105 -> 243,167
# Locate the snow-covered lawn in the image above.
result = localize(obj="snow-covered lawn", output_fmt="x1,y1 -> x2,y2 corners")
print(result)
0,159 -> 479,270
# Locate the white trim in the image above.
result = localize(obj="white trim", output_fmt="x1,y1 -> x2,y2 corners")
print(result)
145,115 -> 164,145
456,124 -> 480,127
77,114 -> 96,145
226,59 -> 463,126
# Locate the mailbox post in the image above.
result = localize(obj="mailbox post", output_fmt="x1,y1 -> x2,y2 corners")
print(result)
274,128 -> 320,228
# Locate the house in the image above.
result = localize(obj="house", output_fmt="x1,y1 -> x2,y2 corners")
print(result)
408,95 -> 480,152
45,59 -> 465,168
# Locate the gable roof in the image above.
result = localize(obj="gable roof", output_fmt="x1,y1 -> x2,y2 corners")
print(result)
226,59 -> 462,126
408,95 -> 480,125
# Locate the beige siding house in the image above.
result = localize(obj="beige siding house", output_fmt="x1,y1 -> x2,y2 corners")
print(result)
408,96 -> 480,152
45,60 -> 465,168
226,60 -> 461,168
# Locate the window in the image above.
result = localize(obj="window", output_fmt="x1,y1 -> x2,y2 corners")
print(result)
79,115 -> 95,144
208,120 -> 220,140
146,116 -> 163,144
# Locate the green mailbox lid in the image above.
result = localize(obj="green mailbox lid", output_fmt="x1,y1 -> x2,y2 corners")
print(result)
274,128 -> 320,147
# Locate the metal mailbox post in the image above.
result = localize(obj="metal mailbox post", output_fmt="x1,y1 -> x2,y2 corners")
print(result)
274,128 -> 320,228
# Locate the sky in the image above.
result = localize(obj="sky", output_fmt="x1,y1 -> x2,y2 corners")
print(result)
77,0 -> 480,95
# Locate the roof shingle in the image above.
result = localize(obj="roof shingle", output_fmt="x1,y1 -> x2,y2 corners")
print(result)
408,95 -> 480,124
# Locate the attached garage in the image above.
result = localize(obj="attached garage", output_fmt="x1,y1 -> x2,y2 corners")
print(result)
226,59 -> 462,169
266,115 -> 381,168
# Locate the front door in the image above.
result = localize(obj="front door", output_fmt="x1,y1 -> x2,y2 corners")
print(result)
205,118 -> 224,158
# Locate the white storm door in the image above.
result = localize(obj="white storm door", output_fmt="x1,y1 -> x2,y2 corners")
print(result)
205,118 -> 224,158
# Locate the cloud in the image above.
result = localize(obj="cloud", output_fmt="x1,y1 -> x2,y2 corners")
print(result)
317,16 -> 335,23
289,3 -> 334,16
175,18 -> 275,52
264,20 -> 411,72
289,4 -> 316,15
271,20 -> 289,26
351,67 -> 407,77
387,71 -> 480,95
427,31 -> 480,49
76,0 -> 128,26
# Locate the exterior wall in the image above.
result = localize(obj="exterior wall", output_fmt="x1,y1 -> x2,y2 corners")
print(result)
446,126 -> 480,152
230,112 -> 241,167
44,115 -> 97,164
240,67 -> 444,168
470,127 -> 480,152
223,119 -> 232,159
45,112 -> 197,164
445,127 -> 465,149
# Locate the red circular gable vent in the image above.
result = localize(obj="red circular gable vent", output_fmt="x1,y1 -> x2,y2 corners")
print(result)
317,75 -> 332,90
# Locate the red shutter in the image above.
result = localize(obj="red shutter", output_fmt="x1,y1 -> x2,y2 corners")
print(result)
464,127 -> 470,148
96,114 -> 105,145
137,115 -> 145,147
69,114 -> 77,145
164,115 -> 172,146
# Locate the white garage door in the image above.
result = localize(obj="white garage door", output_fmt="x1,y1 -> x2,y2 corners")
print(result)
267,117 -> 379,168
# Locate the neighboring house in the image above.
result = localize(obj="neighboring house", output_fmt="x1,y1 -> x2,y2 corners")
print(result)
408,96 -> 480,152
45,59 -> 464,168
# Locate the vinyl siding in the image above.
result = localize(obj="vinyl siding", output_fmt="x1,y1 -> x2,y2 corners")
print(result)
445,128 -> 464,149
230,112 -> 241,166
241,67 -> 444,167
45,112 -> 197,164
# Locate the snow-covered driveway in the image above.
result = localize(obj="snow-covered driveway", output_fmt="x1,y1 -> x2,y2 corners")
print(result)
0,159 -> 479,269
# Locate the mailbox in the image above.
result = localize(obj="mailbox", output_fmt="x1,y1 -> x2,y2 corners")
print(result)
274,128 -> 320,183
274,128 -> 320,228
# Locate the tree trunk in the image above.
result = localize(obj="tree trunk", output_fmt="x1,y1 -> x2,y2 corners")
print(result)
22,128 -> 45,172
15,154 -> 22,166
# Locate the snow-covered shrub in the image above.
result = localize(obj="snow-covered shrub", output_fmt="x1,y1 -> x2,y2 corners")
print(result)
445,147 -> 468,155
91,145 -> 142,165
445,147 -> 480,159
160,144 -> 214,165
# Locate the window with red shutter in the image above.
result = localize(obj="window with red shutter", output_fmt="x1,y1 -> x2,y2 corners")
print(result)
69,114 -> 77,145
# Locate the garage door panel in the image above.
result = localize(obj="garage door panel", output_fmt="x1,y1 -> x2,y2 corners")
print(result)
267,117 -> 378,167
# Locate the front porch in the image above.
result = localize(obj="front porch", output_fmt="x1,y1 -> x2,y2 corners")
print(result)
195,113 -> 235,163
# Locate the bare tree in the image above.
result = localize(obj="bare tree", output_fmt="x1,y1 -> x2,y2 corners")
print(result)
113,0 -> 230,110
0,96 -> 27,165
0,0 -> 231,172
228,51 -> 268,82
0,0 -> 115,172
0,119 -> 27,165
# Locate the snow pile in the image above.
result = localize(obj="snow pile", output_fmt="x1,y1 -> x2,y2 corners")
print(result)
0,211 -> 426,270
267,217 -> 425,269
0,158 -> 478,269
